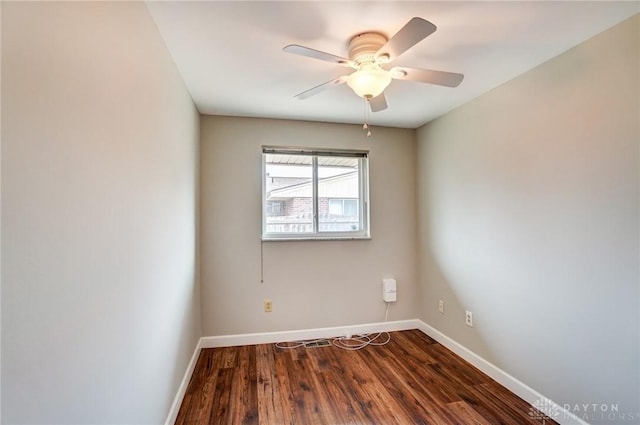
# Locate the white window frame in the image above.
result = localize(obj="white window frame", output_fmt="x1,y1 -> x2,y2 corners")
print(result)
262,146 -> 370,241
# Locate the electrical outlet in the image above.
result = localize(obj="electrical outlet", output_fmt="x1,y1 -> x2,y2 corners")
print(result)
264,300 -> 272,312
438,300 -> 445,314
465,310 -> 473,327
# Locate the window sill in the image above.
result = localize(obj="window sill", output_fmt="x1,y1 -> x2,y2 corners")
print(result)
262,236 -> 371,242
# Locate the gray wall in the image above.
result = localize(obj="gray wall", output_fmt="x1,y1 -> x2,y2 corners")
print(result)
200,116 -> 417,336
1,2 -> 201,423
416,14 -> 639,422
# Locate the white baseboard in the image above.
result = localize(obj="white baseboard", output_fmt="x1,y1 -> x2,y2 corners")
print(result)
165,319 -> 587,425
199,319 -> 420,348
164,339 -> 202,425
415,320 -> 589,425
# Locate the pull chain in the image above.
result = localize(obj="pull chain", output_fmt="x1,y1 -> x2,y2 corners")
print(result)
363,97 -> 372,137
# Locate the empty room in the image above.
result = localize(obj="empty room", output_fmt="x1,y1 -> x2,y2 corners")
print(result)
1,2 -> 638,425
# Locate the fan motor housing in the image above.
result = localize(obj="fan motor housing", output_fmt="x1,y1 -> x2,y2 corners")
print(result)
348,32 -> 387,65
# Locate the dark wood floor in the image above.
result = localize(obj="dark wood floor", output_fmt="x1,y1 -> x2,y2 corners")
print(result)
175,329 -> 556,424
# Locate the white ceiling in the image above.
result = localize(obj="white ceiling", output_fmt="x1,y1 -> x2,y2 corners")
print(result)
146,1 -> 638,129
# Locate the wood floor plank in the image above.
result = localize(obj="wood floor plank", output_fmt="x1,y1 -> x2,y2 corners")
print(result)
256,344 -> 287,425
446,400 -> 494,425
391,329 -> 439,364
427,343 -> 490,386
227,345 -> 258,425
474,382 -> 544,424
298,347 -> 350,425
314,366 -> 366,424
208,367 -> 234,424
278,349 -> 325,424
271,346 -> 300,424
175,348 -> 222,425
338,348 -> 419,424
314,347 -> 375,424
427,362 -> 481,403
174,330 -> 559,425
384,336 -> 463,403
363,341 -> 459,425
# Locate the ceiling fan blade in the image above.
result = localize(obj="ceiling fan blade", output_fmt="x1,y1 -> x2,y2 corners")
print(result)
294,75 -> 350,100
369,93 -> 388,112
376,18 -> 437,61
391,66 -> 464,87
283,44 -> 354,67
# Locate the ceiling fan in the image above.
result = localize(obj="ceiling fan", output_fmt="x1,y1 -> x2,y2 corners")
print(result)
283,17 -> 464,112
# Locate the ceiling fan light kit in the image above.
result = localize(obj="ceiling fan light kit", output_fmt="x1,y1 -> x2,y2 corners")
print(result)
346,32 -> 393,99
283,16 -> 464,117
348,32 -> 387,65
347,64 -> 392,99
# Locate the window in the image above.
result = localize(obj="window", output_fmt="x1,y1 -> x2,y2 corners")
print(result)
266,200 -> 285,216
262,146 -> 370,240
328,199 -> 358,217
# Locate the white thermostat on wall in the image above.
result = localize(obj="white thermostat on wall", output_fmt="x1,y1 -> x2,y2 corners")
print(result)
382,278 -> 397,303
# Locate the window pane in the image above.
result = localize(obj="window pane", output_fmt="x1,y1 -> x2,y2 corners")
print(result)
266,200 -> 284,216
344,199 -> 358,217
318,157 -> 360,232
328,199 -> 343,215
264,154 -> 313,234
